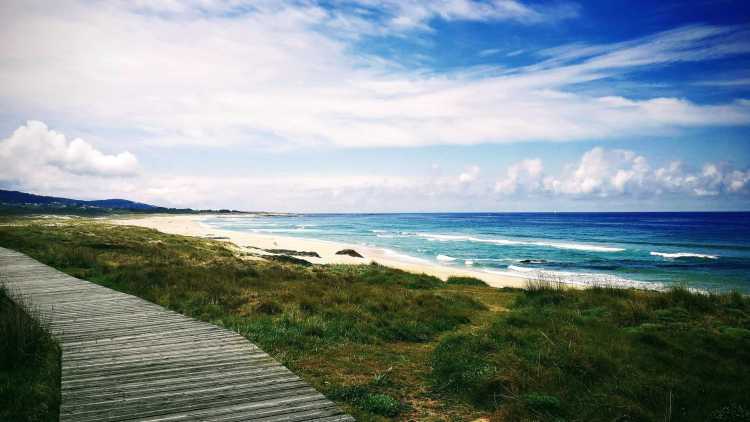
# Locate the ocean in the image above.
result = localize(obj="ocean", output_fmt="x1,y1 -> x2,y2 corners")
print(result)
201,212 -> 750,293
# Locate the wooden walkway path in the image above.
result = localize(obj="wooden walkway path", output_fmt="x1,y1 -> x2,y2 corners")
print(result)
0,247 -> 354,422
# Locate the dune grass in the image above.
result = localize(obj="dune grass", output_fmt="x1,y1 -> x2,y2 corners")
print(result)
0,218 -> 495,420
0,217 -> 748,421
446,276 -> 489,287
0,284 -> 60,422
431,281 -> 750,421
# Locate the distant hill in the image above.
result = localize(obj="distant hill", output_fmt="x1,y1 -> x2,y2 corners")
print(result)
0,189 -> 160,210
0,189 -> 260,215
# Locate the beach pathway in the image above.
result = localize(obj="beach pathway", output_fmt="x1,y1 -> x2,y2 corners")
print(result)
0,247 -> 354,422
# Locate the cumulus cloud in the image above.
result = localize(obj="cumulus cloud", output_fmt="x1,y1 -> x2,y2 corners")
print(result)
494,158 -> 543,194
0,121 -> 138,194
551,148 -> 650,196
495,147 -> 750,199
0,2 -> 748,150
136,150 -> 749,211
458,165 -> 480,183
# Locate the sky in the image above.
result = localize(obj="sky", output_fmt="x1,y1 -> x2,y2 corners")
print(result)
1,0 -> 749,212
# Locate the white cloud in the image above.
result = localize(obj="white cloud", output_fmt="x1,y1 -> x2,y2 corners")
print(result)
137,151 -> 750,211
495,147 -> 750,199
0,121 -> 138,195
693,78 -> 750,87
553,148 -> 650,196
652,162 -> 750,197
533,24 -> 750,72
0,2 -> 748,151
478,48 -> 502,57
1,122 -> 747,211
458,165 -> 480,183
357,0 -> 579,31
494,158 -> 543,194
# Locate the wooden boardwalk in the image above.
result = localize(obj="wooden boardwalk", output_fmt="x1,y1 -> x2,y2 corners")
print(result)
0,247 -> 354,422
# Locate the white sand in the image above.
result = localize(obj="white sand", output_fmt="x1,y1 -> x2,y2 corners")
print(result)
110,214 -> 529,288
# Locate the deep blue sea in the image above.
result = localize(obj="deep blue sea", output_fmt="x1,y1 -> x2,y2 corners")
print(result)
202,213 -> 750,293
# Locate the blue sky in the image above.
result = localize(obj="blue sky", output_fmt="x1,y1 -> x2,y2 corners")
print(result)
0,0 -> 749,211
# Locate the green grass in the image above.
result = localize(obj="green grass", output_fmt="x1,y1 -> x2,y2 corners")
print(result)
430,281 -> 750,421
0,218 -> 490,420
0,285 -> 60,422
446,276 -> 489,287
0,217 -> 748,421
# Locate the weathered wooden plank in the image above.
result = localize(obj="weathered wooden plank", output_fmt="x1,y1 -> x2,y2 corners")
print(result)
62,366 -> 293,397
62,330 -> 240,355
62,326 -> 226,348
0,247 -> 353,421
62,352 -> 272,376
62,390 -> 326,422
135,398 -> 337,422
203,404 -> 344,422
62,378 -> 311,412
63,338 -> 252,362
61,343 -> 261,368
62,361 -> 286,390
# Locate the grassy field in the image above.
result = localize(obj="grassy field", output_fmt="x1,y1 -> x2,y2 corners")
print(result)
0,217 -> 748,421
0,284 -> 60,422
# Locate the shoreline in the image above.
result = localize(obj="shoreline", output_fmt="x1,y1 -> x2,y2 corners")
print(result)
109,214 -> 531,289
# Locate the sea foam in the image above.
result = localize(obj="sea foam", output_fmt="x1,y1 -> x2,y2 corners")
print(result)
501,265 -> 664,290
248,228 -> 321,233
381,248 -> 431,264
650,252 -> 718,259
414,233 -> 624,252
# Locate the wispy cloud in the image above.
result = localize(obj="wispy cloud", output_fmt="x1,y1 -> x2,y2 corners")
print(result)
0,1 -> 748,152
354,0 -> 580,31
478,48 -> 502,57
693,78 -> 750,87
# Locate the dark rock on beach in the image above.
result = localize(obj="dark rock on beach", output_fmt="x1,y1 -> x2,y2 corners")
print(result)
336,249 -> 363,258
264,248 -> 321,258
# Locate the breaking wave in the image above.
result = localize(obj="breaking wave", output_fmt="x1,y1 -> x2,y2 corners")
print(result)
650,252 -> 718,260
414,233 -> 624,252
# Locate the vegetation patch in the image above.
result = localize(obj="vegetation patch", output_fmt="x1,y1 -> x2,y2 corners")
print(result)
329,384 -> 403,417
265,254 -> 313,266
0,285 -> 60,422
2,218 -> 748,421
430,282 -> 750,421
0,219 -> 488,420
446,276 -> 489,287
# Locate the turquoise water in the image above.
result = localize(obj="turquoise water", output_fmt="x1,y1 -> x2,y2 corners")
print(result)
201,213 -> 750,292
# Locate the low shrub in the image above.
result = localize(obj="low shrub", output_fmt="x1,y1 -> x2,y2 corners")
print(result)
446,276 -> 488,287
329,384 -> 402,417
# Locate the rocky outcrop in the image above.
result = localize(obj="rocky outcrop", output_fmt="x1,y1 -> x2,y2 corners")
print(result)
335,249 -> 363,258
264,248 -> 321,258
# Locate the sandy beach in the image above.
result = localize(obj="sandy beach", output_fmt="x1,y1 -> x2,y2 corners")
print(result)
110,214 -> 529,289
